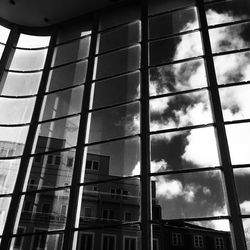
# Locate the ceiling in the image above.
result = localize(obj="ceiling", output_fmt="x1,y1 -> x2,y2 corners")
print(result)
0,0 -> 125,27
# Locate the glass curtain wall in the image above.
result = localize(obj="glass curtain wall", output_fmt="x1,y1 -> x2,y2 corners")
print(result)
0,0 -> 249,249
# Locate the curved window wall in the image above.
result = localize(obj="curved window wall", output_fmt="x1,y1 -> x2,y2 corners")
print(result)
0,0 -> 249,250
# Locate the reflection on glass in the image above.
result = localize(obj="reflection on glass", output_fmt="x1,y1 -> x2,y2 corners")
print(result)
11,233 -> 63,250
206,1 -> 250,26
16,189 -> 70,233
0,197 -> 11,235
214,51 -> 250,85
149,59 -> 207,95
52,37 -> 90,67
243,219 -> 250,250
220,85 -> 250,122
209,22 -> 250,53
149,7 -> 198,39
151,170 -> 226,219
0,25 -> 10,44
92,71 -> 140,109
33,116 -> 80,154
0,97 -> 35,124
0,71 -> 42,96
95,45 -> 140,80
88,102 -> 140,143
0,159 -> 20,194
82,137 -> 140,183
0,126 -> 29,156
152,220 -> 232,249
150,90 -> 213,130
16,34 -> 50,48
149,32 -> 203,66
78,179 -> 141,227
76,226 -> 141,250
226,123 -> 250,165
99,5 -> 140,31
234,168 -> 250,215
7,48 -> 48,71
149,0 -> 194,15
40,86 -> 84,121
97,21 -> 141,54
151,127 -> 220,171
25,150 -> 75,191
46,61 -> 87,92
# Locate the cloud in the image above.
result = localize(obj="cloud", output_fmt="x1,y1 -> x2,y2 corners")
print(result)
182,127 -> 220,167
240,201 -> 250,214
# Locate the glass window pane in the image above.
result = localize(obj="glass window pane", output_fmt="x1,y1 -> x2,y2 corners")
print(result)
0,126 -> 29,156
151,127 -> 220,172
7,48 -> 48,71
150,90 -> 213,131
220,85 -> 250,122
226,123 -> 250,165
25,150 -> 75,191
82,137 -> 140,183
148,0 -> 194,15
16,189 -> 69,232
16,34 -> 50,48
0,44 -> 4,59
40,86 -> 84,121
98,21 -> 141,54
0,159 -> 20,194
149,7 -> 199,39
0,197 -> 11,235
52,37 -> 90,67
95,45 -> 140,80
46,61 -> 88,92
149,59 -> 207,95
11,233 -> 63,250
88,102 -> 140,143
151,170 -> 227,219
209,22 -> 250,53
243,218 -> 250,250
205,0 -> 250,26
78,179 -> 141,227
0,97 -> 35,124
149,32 -> 203,66
0,71 -> 42,96
99,5 -> 140,31
214,51 -> 250,85
0,25 -> 10,44
32,116 -> 80,154
234,168 -> 250,215
92,71 -> 140,109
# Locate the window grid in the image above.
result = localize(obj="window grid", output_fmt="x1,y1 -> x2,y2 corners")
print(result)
1,0 -> 248,249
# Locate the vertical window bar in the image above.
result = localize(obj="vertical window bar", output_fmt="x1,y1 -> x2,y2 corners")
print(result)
0,26 -> 19,85
62,14 -> 99,250
0,29 -> 57,250
141,1 -> 152,250
196,1 -> 247,250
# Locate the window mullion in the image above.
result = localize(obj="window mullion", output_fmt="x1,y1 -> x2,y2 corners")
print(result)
141,0 -> 152,250
0,28 -> 57,250
196,1 -> 247,250
62,13 -> 99,250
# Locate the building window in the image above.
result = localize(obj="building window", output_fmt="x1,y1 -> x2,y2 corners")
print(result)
86,160 -> 99,171
102,234 -> 116,250
32,229 -> 47,249
172,232 -> 183,246
215,237 -> 224,249
47,155 -> 53,164
78,233 -> 94,250
67,157 -> 74,167
61,205 -> 67,216
111,188 -> 129,200
41,203 -> 51,213
55,155 -> 61,165
102,209 -> 114,220
84,207 -> 92,217
13,227 -> 25,249
124,237 -> 137,250
194,235 -> 204,248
